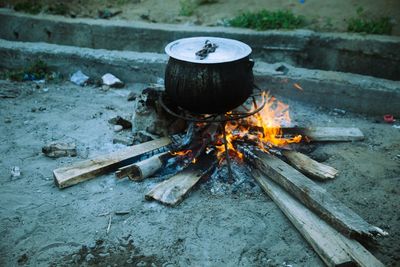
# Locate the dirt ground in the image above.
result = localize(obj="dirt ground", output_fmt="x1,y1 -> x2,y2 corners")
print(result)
1,0 -> 400,35
0,79 -> 399,266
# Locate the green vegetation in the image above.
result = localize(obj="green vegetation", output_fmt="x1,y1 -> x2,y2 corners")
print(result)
229,9 -> 305,31
14,1 -> 42,14
47,3 -> 70,16
179,0 -> 218,17
347,7 -> 393,35
7,60 -> 53,82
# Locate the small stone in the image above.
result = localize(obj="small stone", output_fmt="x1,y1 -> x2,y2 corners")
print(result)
136,261 -> 147,267
108,116 -> 132,129
113,137 -> 133,146
42,142 -> 77,158
126,259 -> 133,264
11,166 -> 21,177
98,252 -> 110,258
85,253 -> 95,263
127,91 -> 137,101
70,70 -> 89,86
102,85 -> 110,91
114,125 -> 123,132
102,73 -> 124,88
4,117 -> 12,123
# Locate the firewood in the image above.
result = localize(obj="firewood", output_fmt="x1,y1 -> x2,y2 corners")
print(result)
283,127 -> 364,142
53,137 -> 171,189
145,155 -> 216,206
115,152 -> 168,181
282,150 -> 338,180
252,170 -> 385,267
243,148 -> 387,240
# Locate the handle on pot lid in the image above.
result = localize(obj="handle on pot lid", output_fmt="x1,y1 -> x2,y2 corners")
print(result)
165,37 -> 252,64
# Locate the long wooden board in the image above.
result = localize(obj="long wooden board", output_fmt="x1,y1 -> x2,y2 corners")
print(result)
282,150 -> 338,180
251,151 -> 386,240
252,170 -> 385,267
283,127 -> 364,142
53,137 -> 171,188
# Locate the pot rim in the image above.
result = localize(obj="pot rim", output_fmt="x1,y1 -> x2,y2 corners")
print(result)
165,36 -> 252,64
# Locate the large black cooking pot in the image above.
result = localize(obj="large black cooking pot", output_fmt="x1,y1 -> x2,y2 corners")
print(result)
164,37 -> 254,114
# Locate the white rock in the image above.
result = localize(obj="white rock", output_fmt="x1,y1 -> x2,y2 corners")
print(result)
101,73 -> 124,88
113,125 -> 123,132
70,70 -> 89,86
11,166 -> 21,177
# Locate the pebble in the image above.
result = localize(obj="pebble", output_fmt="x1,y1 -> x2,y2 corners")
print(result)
102,73 -> 124,88
85,253 -> 95,262
98,252 -> 110,258
108,116 -> 132,129
4,117 -> 12,123
114,125 -> 123,132
113,137 -> 133,146
42,142 -> 77,158
11,166 -> 21,177
127,91 -> 137,101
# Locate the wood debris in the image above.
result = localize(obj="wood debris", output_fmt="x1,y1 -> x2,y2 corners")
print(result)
282,150 -> 338,180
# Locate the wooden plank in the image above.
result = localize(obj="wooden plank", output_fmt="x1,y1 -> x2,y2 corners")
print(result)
252,170 -> 385,267
145,167 -> 203,206
282,150 -> 338,181
250,151 -> 387,240
282,127 -> 364,142
252,170 -> 353,267
145,155 -> 216,206
53,137 -> 171,189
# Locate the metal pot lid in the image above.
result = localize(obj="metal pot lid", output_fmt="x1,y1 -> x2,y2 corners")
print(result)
165,37 -> 252,64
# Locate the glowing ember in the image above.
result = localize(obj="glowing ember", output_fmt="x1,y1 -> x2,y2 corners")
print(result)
170,150 -> 192,156
216,92 -> 302,161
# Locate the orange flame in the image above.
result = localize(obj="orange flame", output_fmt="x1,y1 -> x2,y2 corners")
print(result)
170,150 -> 192,156
216,92 -> 301,161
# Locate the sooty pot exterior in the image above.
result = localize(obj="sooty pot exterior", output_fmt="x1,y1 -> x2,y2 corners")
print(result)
165,57 -> 254,114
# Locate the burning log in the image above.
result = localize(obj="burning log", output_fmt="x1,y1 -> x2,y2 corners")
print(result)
145,155 -> 216,206
282,150 -> 338,180
53,137 -> 172,188
115,152 -> 169,181
240,147 -> 387,240
252,170 -> 385,267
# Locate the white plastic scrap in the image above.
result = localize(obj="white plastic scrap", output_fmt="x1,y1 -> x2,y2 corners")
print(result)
70,70 -> 89,86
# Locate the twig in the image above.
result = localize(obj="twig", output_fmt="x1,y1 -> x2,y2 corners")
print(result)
106,214 -> 112,234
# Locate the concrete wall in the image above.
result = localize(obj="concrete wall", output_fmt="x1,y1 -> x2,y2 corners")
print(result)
1,9 -> 399,80
1,39 -> 398,116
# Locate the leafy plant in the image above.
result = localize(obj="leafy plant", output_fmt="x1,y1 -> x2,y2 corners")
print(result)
347,6 -> 393,35
47,3 -> 70,16
179,0 -> 196,16
8,60 -> 52,82
229,9 -> 305,31
14,1 -> 42,14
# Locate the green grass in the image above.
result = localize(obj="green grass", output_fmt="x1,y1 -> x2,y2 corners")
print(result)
14,1 -> 42,14
47,3 -> 70,16
229,9 -> 305,31
347,7 -> 393,35
347,17 -> 393,35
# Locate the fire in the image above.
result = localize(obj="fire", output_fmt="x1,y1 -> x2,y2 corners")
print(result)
216,92 -> 302,161
170,150 -> 192,156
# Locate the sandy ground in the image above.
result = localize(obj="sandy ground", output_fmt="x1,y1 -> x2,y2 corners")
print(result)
1,0 -> 400,35
0,79 -> 399,266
